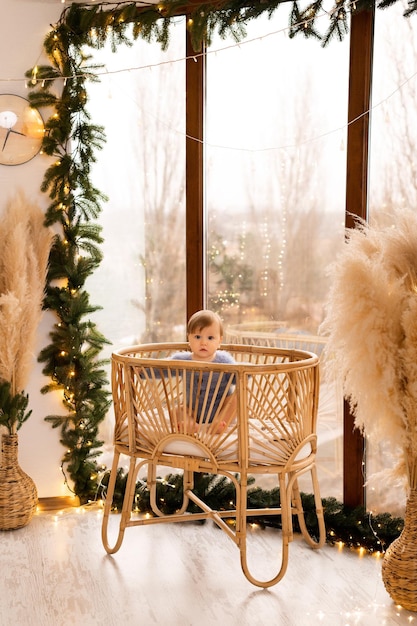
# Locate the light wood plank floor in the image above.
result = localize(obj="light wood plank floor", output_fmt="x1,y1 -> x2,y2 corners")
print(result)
0,504 -> 415,626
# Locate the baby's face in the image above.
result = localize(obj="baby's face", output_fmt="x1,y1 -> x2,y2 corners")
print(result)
188,322 -> 223,361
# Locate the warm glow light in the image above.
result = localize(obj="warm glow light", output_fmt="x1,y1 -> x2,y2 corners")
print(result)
31,65 -> 38,85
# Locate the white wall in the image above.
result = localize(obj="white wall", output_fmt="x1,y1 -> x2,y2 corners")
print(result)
0,0 -> 72,497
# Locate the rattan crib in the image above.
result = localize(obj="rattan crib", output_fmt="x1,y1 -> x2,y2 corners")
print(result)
101,343 -> 326,588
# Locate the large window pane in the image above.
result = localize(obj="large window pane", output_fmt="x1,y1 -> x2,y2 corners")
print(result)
206,15 -> 349,499
87,22 -> 187,351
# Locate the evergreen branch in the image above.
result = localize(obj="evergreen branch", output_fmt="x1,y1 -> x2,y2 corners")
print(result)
403,0 -> 417,17
44,414 -> 73,427
289,1 -> 322,41
0,382 -> 32,433
321,1 -> 349,47
377,0 -> 402,8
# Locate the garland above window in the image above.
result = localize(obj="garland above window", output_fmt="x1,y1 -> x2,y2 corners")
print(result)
34,0 -> 417,58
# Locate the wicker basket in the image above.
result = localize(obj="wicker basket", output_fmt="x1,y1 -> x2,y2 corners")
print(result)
0,434 -> 38,530
382,487 -> 417,611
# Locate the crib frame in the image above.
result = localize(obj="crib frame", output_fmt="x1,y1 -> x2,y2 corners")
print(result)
101,343 -> 326,588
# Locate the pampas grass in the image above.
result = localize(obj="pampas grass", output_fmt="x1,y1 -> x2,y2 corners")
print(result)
321,209 -> 417,488
0,192 -> 53,432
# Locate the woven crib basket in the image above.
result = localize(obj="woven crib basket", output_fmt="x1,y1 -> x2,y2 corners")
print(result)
382,487 -> 417,611
0,434 -> 38,530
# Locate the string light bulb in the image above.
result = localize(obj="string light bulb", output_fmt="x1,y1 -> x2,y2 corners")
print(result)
31,65 -> 38,85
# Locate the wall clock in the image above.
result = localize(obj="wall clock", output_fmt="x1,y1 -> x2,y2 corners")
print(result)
0,94 -> 45,166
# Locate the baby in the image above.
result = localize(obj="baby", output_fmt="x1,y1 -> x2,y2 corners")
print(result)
170,310 -> 236,433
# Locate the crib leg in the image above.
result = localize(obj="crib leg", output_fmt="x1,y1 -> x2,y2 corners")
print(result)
102,453 -> 138,554
148,464 -> 192,517
238,473 -> 291,588
291,467 -> 326,549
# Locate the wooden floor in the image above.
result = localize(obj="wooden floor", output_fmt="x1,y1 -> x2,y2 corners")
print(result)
0,504 -> 415,626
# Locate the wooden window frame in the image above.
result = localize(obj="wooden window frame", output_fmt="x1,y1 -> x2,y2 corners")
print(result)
344,7 -> 375,507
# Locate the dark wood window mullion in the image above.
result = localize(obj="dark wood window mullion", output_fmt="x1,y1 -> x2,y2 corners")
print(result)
185,32 -> 206,321
344,5 -> 375,507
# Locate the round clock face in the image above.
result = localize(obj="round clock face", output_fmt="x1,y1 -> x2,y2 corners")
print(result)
0,94 -> 44,166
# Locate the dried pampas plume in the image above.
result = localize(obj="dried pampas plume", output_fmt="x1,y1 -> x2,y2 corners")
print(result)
0,192 -> 53,397
321,209 -> 417,487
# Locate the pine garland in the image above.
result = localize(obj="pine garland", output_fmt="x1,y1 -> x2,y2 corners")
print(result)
97,470 -> 404,553
25,0 -> 413,501
26,14 -> 112,503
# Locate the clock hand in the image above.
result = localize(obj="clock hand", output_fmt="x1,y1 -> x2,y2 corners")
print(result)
2,128 -> 11,151
2,127 -> 26,151
2,125 -> 27,151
